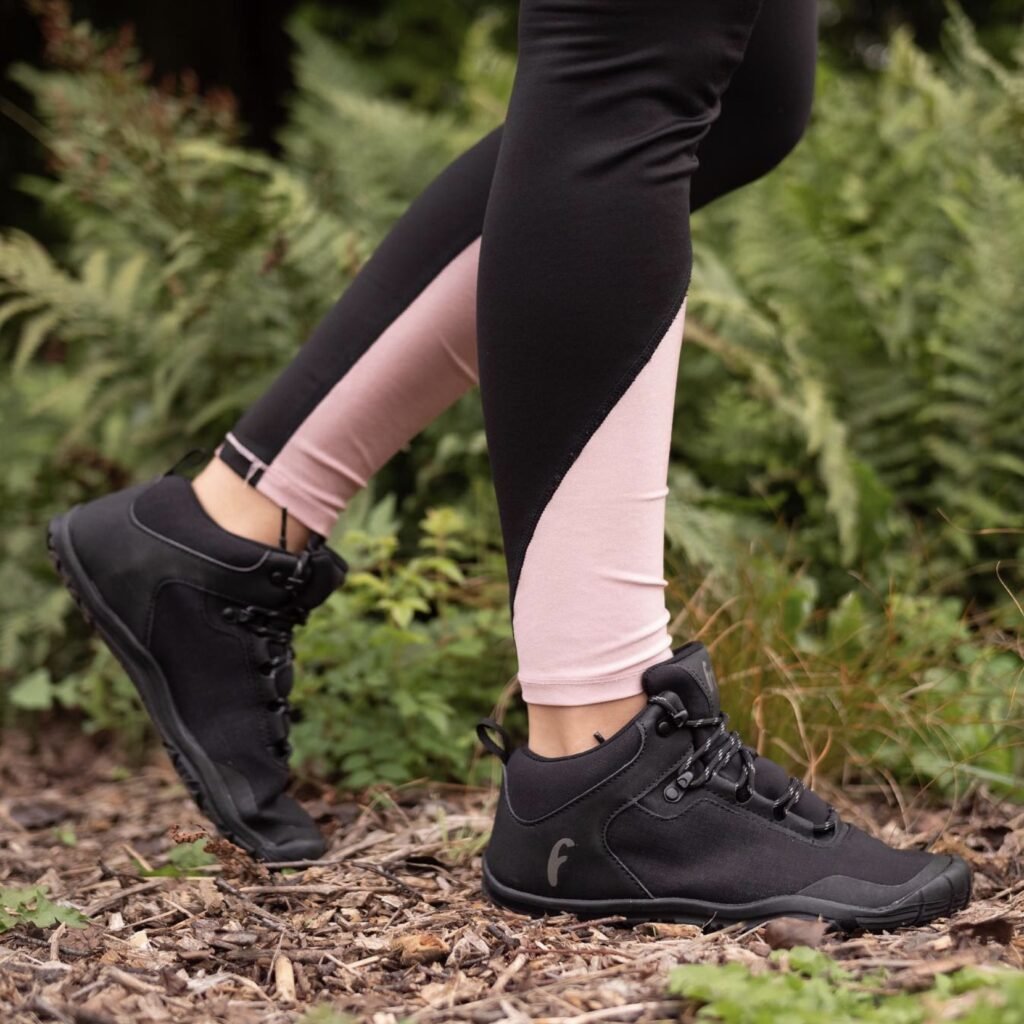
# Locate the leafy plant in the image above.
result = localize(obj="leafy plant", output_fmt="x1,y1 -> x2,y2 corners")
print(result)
296,1006 -> 359,1024
0,885 -> 88,932
293,494 -> 513,787
669,948 -> 1024,1024
681,11 -> 1024,602
135,838 -> 218,878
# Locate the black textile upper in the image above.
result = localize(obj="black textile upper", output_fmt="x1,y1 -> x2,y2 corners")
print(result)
60,473 -> 346,859
485,644 -> 969,925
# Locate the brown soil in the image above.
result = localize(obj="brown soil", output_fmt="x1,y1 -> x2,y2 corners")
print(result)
1,729 -> 1021,1023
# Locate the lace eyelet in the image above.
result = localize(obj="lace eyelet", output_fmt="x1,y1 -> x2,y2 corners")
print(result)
663,783 -> 683,803
270,570 -> 285,585
656,720 -> 672,737
772,806 -> 788,822
735,785 -> 752,804
222,606 -> 237,621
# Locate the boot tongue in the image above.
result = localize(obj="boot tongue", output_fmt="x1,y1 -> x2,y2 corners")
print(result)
643,643 -> 831,826
642,642 -> 721,720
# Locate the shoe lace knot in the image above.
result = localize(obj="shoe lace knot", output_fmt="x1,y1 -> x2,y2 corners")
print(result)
650,692 -> 836,835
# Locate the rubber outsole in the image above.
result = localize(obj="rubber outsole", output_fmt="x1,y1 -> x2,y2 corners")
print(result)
481,853 -> 972,934
47,510 -> 303,863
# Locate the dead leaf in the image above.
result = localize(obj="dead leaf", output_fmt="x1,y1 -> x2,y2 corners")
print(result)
9,800 -> 69,829
391,932 -> 450,965
762,918 -> 829,950
195,878 -> 224,913
340,890 -> 371,908
58,923 -> 106,955
159,967 -> 189,997
446,930 -> 491,966
950,917 -> 1016,945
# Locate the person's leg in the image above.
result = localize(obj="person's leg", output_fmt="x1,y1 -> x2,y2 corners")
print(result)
202,132 -> 498,546
51,0 -> 819,861
477,0 -> 762,755
195,0 -> 817,549
474,3 -> 970,931
690,0 -> 817,210
509,0 -> 818,757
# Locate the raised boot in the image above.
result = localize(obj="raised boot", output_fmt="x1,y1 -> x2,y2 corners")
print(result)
48,471 -> 347,861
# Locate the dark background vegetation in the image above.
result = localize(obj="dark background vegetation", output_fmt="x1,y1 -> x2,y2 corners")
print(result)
2,0 -> 1022,233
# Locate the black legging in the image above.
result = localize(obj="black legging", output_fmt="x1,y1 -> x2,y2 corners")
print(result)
217,0 -> 817,705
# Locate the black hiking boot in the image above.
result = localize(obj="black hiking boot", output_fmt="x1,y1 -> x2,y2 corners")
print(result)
47,471 -> 347,861
480,643 -> 972,932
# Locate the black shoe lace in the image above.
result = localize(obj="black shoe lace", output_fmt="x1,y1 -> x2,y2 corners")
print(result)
221,551 -> 313,762
650,693 -> 836,835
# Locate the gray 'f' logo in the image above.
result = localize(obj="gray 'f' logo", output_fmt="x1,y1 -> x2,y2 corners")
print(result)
547,837 -> 576,887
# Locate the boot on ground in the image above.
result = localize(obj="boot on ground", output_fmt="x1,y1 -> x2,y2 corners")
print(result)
481,643 -> 972,932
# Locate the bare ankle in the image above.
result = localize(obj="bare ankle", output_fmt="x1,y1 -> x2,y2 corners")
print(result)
192,458 -> 311,553
527,694 -> 647,757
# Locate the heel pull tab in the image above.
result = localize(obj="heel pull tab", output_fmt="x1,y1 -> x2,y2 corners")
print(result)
476,718 -> 512,765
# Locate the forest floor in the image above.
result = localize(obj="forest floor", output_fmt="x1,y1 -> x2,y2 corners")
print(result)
1,728 -> 1022,1024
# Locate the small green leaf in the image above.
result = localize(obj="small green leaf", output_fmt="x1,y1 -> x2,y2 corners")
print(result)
0,886 -> 89,932
9,669 -> 54,711
55,825 -> 78,847
139,839 -> 217,878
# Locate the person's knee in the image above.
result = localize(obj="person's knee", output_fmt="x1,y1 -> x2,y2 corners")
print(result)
761,90 -> 814,172
726,0 -> 817,182
692,79 -> 814,209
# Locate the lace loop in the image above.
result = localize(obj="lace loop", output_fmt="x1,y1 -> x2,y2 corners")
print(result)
649,692 -> 689,730
653,699 -> 813,825
220,557 -> 315,763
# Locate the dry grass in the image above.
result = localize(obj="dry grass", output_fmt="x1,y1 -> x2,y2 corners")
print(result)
663,560 -> 1024,806
1,728 -> 1022,1023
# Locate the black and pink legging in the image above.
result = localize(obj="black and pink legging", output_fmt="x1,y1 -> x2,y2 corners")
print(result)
218,0 -> 817,706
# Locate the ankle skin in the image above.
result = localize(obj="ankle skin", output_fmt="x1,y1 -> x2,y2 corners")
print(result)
192,458 -> 311,553
527,694 -> 647,757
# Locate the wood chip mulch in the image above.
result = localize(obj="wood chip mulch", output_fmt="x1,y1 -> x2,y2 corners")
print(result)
1,729 -> 1021,1023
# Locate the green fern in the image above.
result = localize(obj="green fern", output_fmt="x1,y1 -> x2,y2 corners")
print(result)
1,8 -> 1020,791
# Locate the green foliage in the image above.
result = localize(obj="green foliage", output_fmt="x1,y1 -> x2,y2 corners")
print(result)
55,824 -> 77,847
0,8 -> 1020,797
657,12 -> 1024,796
682,14 -> 1024,597
296,1006 -> 359,1024
669,949 -> 1024,1024
669,549 -> 1024,801
0,885 -> 88,932
294,494 -> 513,787
135,838 -> 218,878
